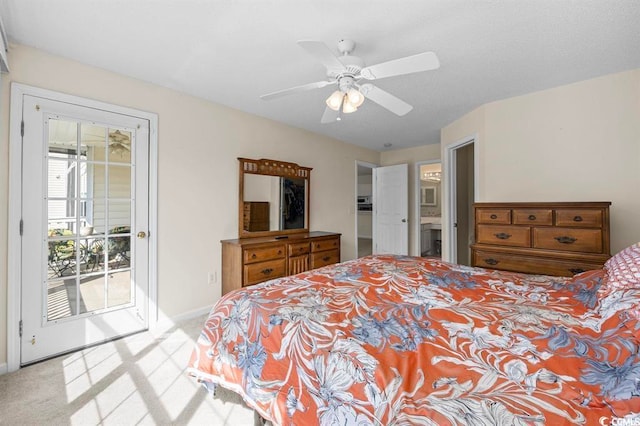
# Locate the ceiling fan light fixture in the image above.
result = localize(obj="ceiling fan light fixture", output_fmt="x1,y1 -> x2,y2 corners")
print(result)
326,90 -> 344,111
347,88 -> 364,107
342,101 -> 357,114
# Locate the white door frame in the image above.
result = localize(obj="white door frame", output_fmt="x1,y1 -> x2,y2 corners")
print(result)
443,134 -> 480,263
354,160 -> 378,258
414,159 -> 441,256
7,83 -> 159,372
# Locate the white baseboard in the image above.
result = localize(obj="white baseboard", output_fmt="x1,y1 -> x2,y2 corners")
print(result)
0,362 -> 8,376
151,305 -> 212,336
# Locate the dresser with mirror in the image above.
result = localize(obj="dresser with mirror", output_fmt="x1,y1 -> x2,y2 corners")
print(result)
221,158 -> 341,295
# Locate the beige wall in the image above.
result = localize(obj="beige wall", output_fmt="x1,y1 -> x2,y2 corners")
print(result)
0,44 -> 379,367
4,44 -> 637,369
441,69 -> 640,258
380,144 -> 441,256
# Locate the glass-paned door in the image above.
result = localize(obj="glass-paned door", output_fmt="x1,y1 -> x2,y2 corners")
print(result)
21,95 -> 149,365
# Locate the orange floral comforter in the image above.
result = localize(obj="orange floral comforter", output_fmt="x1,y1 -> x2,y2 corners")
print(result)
188,255 -> 640,425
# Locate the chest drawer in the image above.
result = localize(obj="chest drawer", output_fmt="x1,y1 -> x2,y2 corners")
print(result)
513,209 -> 552,226
243,244 -> 286,264
476,209 -> 511,224
533,228 -> 603,253
476,225 -> 531,247
244,259 -> 286,285
311,237 -> 340,252
555,209 -> 603,228
311,249 -> 340,269
289,241 -> 310,256
472,249 -> 603,277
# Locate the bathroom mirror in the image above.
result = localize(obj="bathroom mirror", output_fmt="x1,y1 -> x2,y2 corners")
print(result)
421,186 -> 437,206
238,158 -> 311,238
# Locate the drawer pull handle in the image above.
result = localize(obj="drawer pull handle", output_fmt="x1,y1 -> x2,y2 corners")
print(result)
495,233 -> 511,240
251,254 -> 257,259
573,216 -> 583,222
569,268 -> 586,275
528,215 -> 537,221
490,214 -> 498,219
484,258 -> 499,266
261,268 -> 274,275
555,236 -> 577,244
322,256 -> 331,262
278,250 -> 282,255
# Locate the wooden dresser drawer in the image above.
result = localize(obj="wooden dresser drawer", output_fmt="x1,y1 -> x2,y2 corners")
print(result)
476,225 -> 531,247
311,237 -> 340,252
473,249 -> 602,277
476,209 -> 511,224
555,209 -> 603,228
311,249 -> 340,269
289,241 -> 310,256
243,244 -> 286,264
533,228 -> 602,253
244,259 -> 286,285
513,209 -> 552,226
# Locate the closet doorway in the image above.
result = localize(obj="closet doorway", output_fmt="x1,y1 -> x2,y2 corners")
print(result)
444,136 -> 478,265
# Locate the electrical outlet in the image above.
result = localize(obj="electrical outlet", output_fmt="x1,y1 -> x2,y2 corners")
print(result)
208,271 -> 217,285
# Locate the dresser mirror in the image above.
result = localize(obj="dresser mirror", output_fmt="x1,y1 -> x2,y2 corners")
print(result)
238,158 -> 311,238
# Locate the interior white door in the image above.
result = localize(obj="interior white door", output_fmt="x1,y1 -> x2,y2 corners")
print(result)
373,164 -> 408,255
20,94 -> 149,365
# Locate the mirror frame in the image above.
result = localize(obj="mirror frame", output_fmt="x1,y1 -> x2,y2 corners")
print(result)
238,157 -> 312,238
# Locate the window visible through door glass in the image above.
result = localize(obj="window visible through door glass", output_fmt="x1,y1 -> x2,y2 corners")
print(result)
46,118 -> 134,321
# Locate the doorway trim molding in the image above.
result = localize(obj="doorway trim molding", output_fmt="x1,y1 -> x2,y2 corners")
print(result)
414,159 -> 441,256
443,133 -> 480,263
7,83 -> 159,373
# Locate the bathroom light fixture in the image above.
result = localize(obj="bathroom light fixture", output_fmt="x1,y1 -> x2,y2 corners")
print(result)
423,171 -> 441,182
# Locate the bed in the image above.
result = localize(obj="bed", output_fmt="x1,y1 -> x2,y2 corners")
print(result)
188,243 -> 640,425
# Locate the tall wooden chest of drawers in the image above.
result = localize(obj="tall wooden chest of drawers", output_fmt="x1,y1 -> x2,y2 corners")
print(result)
221,231 -> 341,295
471,202 -> 611,276
243,202 -> 270,232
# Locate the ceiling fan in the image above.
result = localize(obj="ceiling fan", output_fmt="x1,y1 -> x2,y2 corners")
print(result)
108,130 -> 131,155
260,39 -> 440,123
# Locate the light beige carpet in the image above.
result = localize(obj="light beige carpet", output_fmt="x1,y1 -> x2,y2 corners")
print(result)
0,314 -> 260,425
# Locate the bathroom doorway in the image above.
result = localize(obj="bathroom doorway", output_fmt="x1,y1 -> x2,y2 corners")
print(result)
416,161 -> 442,258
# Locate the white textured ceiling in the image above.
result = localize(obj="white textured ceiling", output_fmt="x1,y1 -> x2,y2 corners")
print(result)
1,1 -> 639,151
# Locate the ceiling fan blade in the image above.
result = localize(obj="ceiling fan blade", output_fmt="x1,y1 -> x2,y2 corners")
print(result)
297,40 -> 346,72
359,84 -> 413,116
360,51 -> 440,80
260,80 -> 334,101
320,106 -> 340,124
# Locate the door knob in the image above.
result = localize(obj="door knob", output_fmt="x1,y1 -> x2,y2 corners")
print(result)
137,231 -> 147,239
401,219 -> 407,223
